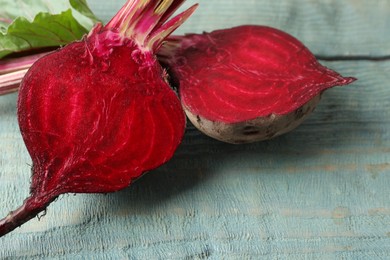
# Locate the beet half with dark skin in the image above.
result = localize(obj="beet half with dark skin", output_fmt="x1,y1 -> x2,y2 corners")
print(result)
0,0 -> 198,237
159,25 -> 356,144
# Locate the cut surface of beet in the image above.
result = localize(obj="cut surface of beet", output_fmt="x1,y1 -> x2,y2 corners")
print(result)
159,25 -> 356,143
0,0 -> 197,237
160,25 -> 356,124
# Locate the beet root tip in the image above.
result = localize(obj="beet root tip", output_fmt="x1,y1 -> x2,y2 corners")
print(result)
0,195 -> 56,237
342,76 -> 357,85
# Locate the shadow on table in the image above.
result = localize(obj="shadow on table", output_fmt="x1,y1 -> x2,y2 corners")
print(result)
103,90 -> 365,216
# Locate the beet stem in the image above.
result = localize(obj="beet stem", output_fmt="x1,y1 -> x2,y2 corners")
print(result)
0,195 -> 56,237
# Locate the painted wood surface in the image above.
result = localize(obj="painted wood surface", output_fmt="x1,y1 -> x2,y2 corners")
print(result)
0,0 -> 389,259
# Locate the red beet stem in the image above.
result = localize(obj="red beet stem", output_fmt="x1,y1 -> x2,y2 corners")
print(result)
0,82 -> 20,95
0,195 -> 56,237
104,0 -> 197,51
0,53 -> 51,96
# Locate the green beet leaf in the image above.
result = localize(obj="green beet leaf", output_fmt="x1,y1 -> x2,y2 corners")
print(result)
0,0 -> 99,59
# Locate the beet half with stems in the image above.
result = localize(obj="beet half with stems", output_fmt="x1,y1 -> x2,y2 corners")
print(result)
159,25 -> 356,144
0,0 -> 197,237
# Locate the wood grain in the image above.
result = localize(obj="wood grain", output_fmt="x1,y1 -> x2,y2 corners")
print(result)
91,0 -> 390,57
1,0 -> 389,259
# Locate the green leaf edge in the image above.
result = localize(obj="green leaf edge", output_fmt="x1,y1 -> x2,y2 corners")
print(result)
0,9 -> 89,59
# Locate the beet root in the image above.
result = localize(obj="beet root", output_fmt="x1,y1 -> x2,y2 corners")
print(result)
0,0 -> 197,237
159,25 -> 356,144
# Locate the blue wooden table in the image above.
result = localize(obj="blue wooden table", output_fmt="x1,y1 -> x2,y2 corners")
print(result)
1,0 -> 389,259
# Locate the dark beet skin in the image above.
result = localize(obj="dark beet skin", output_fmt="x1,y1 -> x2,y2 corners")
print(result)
161,26 -> 356,124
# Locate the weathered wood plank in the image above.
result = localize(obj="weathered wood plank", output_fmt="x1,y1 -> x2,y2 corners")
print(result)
1,0 -> 389,259
90,0 -> 390,56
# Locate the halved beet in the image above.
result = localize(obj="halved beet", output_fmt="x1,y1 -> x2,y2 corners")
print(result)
0,0 -> 197,237
159,25 -> 356,143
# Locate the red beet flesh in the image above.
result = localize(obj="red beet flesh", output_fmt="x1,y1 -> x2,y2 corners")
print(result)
160,25 -> 356,141
19,39 -> 185,194
0,0 -> 197,237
